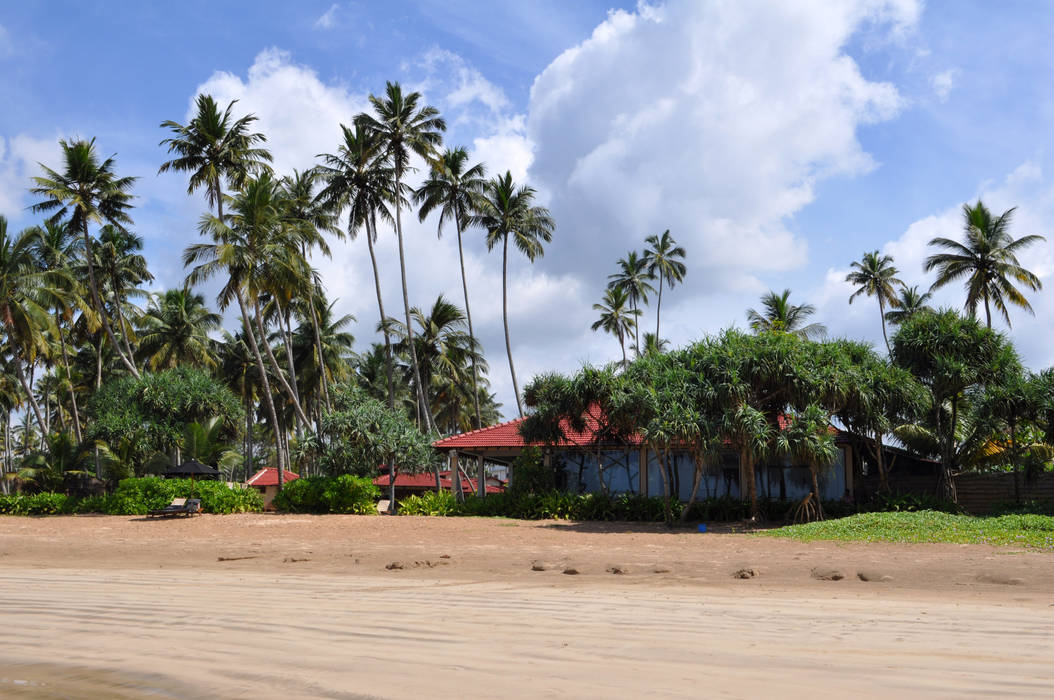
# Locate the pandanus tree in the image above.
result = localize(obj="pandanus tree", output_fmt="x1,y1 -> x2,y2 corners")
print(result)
471,171 -> 555,417
159,93 -> 273,225
643,230 -> 686,343
591,286 -> 639,366
0,217 -> 72,435
31,138 -> 140,377
747,289 -> 827,340
414,147 -> 487,428
776,404 -> 837,521
891,309 -> 1021,501
608,251 -> 654,356
358,82 -> 446,433
925,201 -> 1045,329
846,250 -> 903,353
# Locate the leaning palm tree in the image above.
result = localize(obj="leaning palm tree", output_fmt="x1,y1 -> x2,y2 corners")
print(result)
315,123 -> 399,413
358,82 -> 446,433
471,171 -> 555,417
925,201 -> 1045,328
747,289 -> 827,340
0,217 -> 71,434
608,251 -> 654,357
884,285 -> 933,327
846,250 -> 902,353
137,286 -> 222,370
414,147 -> 487,428
185,174 -> 299,480
643,230 -> 686,343
591,287 -> 640,366
158,94 -> 272,224
30,138 -> 140,377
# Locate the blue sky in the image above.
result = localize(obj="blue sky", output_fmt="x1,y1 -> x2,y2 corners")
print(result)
2,1 -> 1053,417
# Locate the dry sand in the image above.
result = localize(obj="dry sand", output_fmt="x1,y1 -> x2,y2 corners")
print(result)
0,514 -> 1052,698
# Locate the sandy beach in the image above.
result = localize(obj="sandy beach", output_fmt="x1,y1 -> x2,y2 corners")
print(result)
1,514 -> 1052,698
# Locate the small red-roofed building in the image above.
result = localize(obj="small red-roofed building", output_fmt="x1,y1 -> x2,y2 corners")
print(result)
246,468 -> 299,509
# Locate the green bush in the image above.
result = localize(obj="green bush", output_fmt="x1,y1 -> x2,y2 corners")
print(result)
398,490 -> 461,516
0,493 -> 75,515
272,475 -> 379,514
97,477 -> 262,515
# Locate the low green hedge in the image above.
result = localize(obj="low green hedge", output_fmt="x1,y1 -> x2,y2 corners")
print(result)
272,475 -> 379,514
0,478 -> 263,516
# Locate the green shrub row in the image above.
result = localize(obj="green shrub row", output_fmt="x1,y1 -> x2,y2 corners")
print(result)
395,490 -> 964,522
0,478 -> 263,516
272,475 -> 380,514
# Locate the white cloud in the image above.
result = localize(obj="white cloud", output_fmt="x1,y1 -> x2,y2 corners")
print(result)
930,68 -> 958,102
0,134 -> 61,221
0,24 -> 11,56
525,0 -> 916,315
314,4 -> 339,30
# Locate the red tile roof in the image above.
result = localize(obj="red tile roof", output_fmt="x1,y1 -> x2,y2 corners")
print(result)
373,469 -> 504,494
246,468 -> 300,487
433,409 -> 837,450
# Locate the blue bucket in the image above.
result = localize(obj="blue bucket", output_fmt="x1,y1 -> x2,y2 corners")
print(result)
697,523 -> 707,533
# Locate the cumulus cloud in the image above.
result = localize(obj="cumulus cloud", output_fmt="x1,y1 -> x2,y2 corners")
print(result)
930,68 -> 958,101
525,0 -> 916,327
0,134 -> 61,220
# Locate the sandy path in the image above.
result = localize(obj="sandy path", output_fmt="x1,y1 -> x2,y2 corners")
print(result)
1,515 -> 1053,698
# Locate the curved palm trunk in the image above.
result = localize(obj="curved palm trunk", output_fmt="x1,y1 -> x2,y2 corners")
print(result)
809,461 -> 825,520
112,289 -> 138,372
455,219 -> 482,429
237,290 -> 286,486
502,236 -> 523,417
302,243 -> 331,411
879,296 -> 890,355
393,191 -> 435,433
80,223 -> 139,378
252,297 -> 311,430
618,327 -> 627,366
14,356 -> 47,436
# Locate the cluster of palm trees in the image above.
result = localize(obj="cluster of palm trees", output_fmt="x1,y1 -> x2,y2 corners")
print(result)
0,80 -> 556,485
592,230 -> 687,363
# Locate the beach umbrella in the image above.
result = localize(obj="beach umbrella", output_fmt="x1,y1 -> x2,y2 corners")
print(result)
163,459 -> 220,479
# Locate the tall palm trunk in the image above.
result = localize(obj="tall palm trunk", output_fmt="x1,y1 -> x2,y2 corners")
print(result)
454,219 -> 482,429
655,272 -> 664,342
502,236 -> 523,417
302,243 -> 331,411
618,328 -> 627,366
80,223 -> 139,378
632,299 -> 641,358
983,295 -> 992,329
276,301 -> 303,437
13,357 -> 47,436
112,288 -> 138,372
363,219 -> 398,513
393,189 -> 435,433
237,290 -> 286,486
56,315 -> 82,443
252,297 -> 311,430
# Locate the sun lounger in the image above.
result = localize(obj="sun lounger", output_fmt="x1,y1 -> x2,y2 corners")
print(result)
147,498 -> 202,517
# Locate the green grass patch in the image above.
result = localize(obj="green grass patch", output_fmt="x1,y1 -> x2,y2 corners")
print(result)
762,510 -> 1054,549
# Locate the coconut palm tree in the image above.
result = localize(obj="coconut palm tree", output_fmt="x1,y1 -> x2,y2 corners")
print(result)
137,286 -> 222,370
925,201 -> 1046,328
0,217 -> 71,434
290,299 -> 355,415
591,287 -> 640,366
608,251 -> 654,357
93,225 -> 153,366
884,285 -> 933,327
643,230 -> 686,343
185,173 -> 304,480
471,171 -> 555,417
358,82 -> 446,433
414,147 -> 487,428
28,220 -> 88,442
30,138 -> 140,377
747,289 -> 827,340
281,169 -> 339,410
846,250 -> 903,353
158,94 -> 272,224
